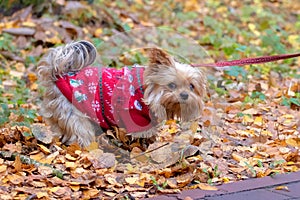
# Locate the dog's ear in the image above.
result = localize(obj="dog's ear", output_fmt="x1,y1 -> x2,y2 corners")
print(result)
147,48 -> 175,66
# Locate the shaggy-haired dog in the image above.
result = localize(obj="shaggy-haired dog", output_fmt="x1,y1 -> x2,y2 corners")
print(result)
38,41 -> 206,147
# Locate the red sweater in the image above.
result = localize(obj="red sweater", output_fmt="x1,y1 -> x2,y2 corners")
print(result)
56,66 -> 155,133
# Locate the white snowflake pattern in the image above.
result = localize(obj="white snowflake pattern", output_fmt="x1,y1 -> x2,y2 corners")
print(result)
70,79 -> 83,88
104,82 -> 113,96
91,100 -> 100,112
85,69 -> 94,77
88,82 -> 97,94
74,91 -> 87,102
134,100 -> 142,111
129,85 -> 135,96
128,74 -> 133,83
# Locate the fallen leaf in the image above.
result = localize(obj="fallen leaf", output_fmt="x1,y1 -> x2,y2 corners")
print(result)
275,185 -> 289,191
197,183 -> 218,191
31,124 -> 53,144
0,165 -> 7,173
14,155 -> 22,172
38,165 -> 53,176
253,116 -> 263,127
3,27 -> 35,36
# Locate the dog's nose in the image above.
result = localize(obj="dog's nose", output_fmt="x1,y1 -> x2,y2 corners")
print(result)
180,92 -> 189,100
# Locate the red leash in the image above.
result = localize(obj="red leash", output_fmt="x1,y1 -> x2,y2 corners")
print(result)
192,52 -> 300,68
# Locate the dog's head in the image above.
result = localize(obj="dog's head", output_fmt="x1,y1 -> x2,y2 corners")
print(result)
143,48 -> 206,122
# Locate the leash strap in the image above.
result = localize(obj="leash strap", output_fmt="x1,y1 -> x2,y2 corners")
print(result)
192,52 -> 300,68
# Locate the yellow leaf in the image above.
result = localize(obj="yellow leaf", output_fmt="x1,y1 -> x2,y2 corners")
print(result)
85,141 -> 99,151
248,23 -> 260,36
165,120 -> 176,125
0,165 -> 7,173
288,35 -> 299,48
184,0 -> 200,11
65,153 -> 77,161
94,28 -> 103,37
253,116 -> 263,127
222,177 -> 230,183
70,185 -> 80,191
38,144 -> 51,154
286,161 -> 295,165
22,21 -> 36,27
65,161 -> 76,169
248,23 -> 256,31
46,35 -> 61,44
236,130 -> 254,136
284,165 -> 298,172
242,115 -> 254,125
168,126 -> 178,134
275,185 -> 289,191
286,138 -> 300,147
261,130 -> 272,136
282,114 -> 294,119
282,118 -> 293,126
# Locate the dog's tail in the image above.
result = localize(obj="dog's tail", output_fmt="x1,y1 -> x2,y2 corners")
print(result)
38,40 -> 97,80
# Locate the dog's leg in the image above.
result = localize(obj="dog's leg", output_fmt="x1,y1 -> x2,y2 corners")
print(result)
41,87 -> 96,147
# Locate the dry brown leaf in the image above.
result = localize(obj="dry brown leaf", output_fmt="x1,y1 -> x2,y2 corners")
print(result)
130,147 -> 149,162
104,174 -> 124,187
197,183 -> 218,191
65,153 -> 77,161
3,27 -> 35,36
176,173 -> 193,187
242,108 -> 260,115
149,142 -> 182,167
285,138 -> 300,147
31,124 -> 53,144
166,178 -> 178,188
14,155 -> 22,172
7,174 -> 24,185
82,188 -> 99,198
38,165 -> 53,176
88,149 -> 116,169
125,175 -> 140,185
0,165 -> 7,173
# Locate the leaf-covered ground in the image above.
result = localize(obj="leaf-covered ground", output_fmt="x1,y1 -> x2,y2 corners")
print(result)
0,1 -> 299,199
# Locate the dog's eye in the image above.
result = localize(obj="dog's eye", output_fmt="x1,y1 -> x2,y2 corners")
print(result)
190,83 -> 195,91
168,82 -> 176,90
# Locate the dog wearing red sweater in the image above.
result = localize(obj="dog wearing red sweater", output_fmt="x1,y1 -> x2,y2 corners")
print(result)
38,41 -> 206,147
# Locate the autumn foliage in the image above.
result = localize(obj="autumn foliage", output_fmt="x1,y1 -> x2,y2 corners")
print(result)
0,1 -> 299,199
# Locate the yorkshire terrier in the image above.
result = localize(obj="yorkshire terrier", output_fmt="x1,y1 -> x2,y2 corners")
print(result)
38,40 -> 206,147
